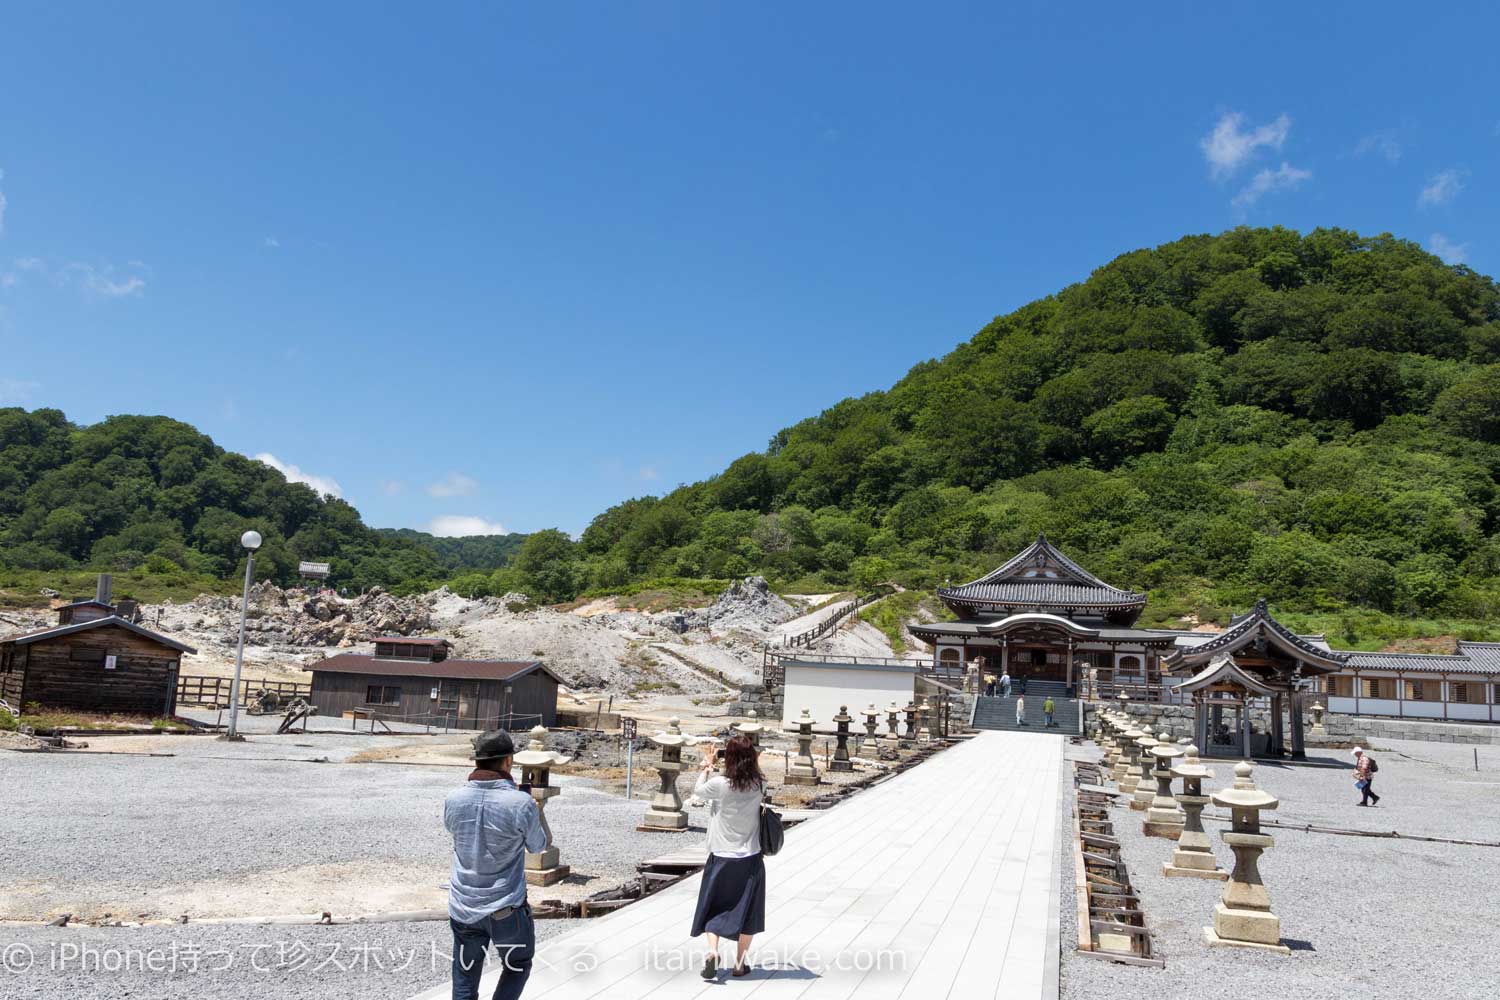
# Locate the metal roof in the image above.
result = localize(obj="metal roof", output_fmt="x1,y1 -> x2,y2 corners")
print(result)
0,615 -> 197,654
307,653 -> 561,684
373,636 -> 452,647
937,534 -> 1145,611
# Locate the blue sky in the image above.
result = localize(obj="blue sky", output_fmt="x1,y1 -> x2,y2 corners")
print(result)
2,2 -> 1496,537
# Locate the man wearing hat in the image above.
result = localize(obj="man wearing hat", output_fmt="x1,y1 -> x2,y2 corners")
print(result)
445,729 -> 548,1000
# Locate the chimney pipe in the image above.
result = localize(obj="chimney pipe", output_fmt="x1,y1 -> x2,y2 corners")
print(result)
96,573 -> 113,607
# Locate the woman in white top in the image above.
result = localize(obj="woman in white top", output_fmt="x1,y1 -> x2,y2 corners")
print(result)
690,733 -> 766,980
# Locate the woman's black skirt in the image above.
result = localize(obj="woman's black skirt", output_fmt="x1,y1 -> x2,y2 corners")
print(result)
690,853 -> 766,938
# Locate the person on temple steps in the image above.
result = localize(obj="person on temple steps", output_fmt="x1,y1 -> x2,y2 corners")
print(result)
1000,671 -> 1012,698
691,733 -> 767,981
1015,694 -> 1026,726
1043,696 -> 1056,728
445,729 -> 548,1000
1353,747 -> 1381,806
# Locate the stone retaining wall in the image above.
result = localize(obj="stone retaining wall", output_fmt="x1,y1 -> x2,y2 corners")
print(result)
1084,701 -> 1500,746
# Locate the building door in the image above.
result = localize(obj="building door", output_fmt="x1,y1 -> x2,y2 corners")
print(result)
438,680 -> 483,728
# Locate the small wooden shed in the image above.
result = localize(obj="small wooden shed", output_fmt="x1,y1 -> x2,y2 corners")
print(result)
0,616 -> 196,716
306,637 -> 561,730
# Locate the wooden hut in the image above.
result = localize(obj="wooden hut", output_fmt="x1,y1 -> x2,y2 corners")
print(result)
306,637 -> 561,730
0,616 -> 196,717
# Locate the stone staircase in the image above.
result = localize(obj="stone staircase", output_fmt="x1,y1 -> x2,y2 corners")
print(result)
972,681 -> 1080,734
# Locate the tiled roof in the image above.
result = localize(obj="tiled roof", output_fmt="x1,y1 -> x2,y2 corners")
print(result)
938,534 -> 1145,610
1344,647 -> 1497,676
1458,641 -> 1500,672
1165,599 -> 1347,671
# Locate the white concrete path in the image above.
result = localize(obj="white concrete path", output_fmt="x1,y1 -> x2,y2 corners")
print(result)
409,730 -> 1063,1000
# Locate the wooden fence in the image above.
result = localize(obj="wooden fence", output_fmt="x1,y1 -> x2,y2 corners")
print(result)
781,586 -> 894,649
176,674 -> 312,708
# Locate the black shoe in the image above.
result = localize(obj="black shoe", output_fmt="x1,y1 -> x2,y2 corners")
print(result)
702,955 -> 717,980
1356,801 -> 1366,806
733,962 -> 751,978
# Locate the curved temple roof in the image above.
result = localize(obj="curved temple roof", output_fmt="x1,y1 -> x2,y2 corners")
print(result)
1163,598 -> 1349,674
936,533 -> 1146,620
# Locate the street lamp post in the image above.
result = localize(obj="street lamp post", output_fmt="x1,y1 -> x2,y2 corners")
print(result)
223,529 -> 262,741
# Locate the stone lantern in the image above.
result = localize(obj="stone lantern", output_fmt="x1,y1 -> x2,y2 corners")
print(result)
734,709 -> 764,749
787,708 -> 820,785
1164,745 -> 1226,880
513,725 -> 573,885
1131,732 -> 1160,811
1143,732 -> 1185,839
1204,762 -> 1289,954
1309,701 -> 1328,740
1112,718 -> 1136,784
901,701 -> 918,749
856,704 -> 882,763
918,698 -> 935,741
640,717 -> 692,832
1119,729 -> 1147,796
884,701 -> 901,743
830,705 -> 854,772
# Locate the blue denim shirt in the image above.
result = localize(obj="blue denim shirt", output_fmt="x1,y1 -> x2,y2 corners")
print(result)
443,776 -> 547,924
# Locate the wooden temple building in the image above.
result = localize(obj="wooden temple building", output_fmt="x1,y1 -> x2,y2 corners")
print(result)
910,535 -> 1499,754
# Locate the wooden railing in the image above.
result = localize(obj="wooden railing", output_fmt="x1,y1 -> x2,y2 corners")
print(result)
781,586 -> 894,648
176,675 -> 312,708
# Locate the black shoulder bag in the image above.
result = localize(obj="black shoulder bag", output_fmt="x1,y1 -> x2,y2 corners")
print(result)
759,788 -> 785,856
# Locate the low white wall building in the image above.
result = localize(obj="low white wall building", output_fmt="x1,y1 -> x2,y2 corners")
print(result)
780,658 -> 919,731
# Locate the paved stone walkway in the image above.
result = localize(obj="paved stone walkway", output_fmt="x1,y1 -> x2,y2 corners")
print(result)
408,730 -> 1063,1000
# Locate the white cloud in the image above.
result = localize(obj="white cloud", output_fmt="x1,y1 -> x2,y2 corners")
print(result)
426,472 -> 478,498
1231,162 -> 1312,210
3,257 -> 146,297
264,236 -> 280,248
0,168 -> 7,235
1352,130 -> 1401,163
638,465 -> 659,481
381,479 -> 405,496
0,378 -> 39,405
1200,112 -> 1291,177
254,452 -> 344,498
1429,233 -> 1468,264
1418,168 -> 1466,207
425,514 -> 507,537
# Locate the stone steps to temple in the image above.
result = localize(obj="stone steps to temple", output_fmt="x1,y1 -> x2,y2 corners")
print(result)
972,693 -> 1079,734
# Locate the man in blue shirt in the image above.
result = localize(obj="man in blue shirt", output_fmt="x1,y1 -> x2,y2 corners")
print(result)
445,729 -> 548,1000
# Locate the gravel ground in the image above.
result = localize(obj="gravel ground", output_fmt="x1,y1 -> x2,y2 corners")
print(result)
0,916 -> 584,999
0,733 -> 722,922
1059,739 -> 1500,1000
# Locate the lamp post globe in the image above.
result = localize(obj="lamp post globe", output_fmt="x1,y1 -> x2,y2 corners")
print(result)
223,528 -> 262,740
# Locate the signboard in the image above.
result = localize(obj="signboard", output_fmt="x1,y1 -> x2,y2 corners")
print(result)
621,717 -> 637,740
298,561 -> 332,578
430,687 -> 440,700
104,655 -> 117,671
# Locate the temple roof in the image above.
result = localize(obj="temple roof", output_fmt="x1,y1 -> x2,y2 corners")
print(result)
1172,652 -> 1280,696
936,534 -> 1146,619
1163,599 -> 1349,674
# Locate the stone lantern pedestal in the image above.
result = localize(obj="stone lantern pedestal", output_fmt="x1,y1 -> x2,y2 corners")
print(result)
1118,729 -> 1146,798
639,717 -> 692,832
830,705 -> 854,772
1309,701 -> 1328,741
1164,746 -> 1226,880
514,726 -> 573,885
1144,733 -> 1185,838
1112,716 -> 1136,784
856,704 -> 882,764
918,698 -> 936,742
1203,762 -> 1289,954
1130,732 -> 1159,811
900,701 -> 918,750
883,702 -> 901,745
787,708 -> 821,785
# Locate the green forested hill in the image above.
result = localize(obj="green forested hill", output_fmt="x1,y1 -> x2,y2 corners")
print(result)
5,227 -> 1500,637
564,227 -> 1500,633
0,411 -> 518,596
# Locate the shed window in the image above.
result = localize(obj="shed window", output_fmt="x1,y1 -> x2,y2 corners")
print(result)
365,685 -> 402,706
1404,680 -> 1441,702
1451,682 -> 1475,704
1359,677 -> 1393,699
1325,675 -> 1354,698
69,647 -> 107,664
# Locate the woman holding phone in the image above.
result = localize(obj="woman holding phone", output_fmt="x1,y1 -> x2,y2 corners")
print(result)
690,733 -> 766,980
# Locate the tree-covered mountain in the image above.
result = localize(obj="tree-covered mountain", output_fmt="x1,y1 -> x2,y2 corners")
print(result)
559,227 -> 1500,629
0,411 -> 518,593
5,227 -> 1499,635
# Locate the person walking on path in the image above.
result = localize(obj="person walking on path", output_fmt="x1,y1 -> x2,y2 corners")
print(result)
1015,694 -> 1026,726
1043,696 -> 1056,728
691,733 -> 767,980
1000,672 -> 1012,698
1353,747 -> 1381,806
444,729 -> 548,1000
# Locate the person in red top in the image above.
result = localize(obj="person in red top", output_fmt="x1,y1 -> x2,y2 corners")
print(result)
1353,747 -> 1380,806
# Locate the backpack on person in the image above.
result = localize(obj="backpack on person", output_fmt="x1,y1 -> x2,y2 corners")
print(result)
1367,756 -> 1379,773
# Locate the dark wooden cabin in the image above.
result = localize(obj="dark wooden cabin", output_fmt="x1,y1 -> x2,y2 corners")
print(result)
0,616 -> 196,716
307,637 -> 561,729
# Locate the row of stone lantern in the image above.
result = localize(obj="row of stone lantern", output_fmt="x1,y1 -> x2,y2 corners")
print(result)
1093,709 -> 1290,955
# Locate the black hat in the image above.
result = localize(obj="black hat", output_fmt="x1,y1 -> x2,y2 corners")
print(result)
472,729 -> 515,761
